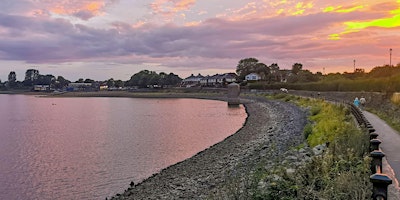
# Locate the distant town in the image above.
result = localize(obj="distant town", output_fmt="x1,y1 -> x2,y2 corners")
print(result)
1,57 -> 400,93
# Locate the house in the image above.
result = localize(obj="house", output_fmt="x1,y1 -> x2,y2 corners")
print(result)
33,85 -> 51,91
200,73 -> 237,87
223,73 -> 237,83
181,73 -> 204,87
200,75 -> 210,86
67,83 -> 98,91
245,73 -> 261,81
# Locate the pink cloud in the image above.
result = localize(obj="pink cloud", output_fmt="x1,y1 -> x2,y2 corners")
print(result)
149,0 -> 196,19
0,0 -> 400,80
22,0 -> 119,20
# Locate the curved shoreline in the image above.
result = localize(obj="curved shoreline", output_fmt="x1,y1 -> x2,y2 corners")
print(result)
89,93 -> 307,199
49,91 -> 308,199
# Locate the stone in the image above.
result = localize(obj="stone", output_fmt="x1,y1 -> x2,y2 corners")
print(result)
312,143 -> 327,155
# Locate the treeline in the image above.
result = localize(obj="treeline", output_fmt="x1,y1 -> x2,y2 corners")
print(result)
125,70 -> 182,88
2,69 -> 71,90
246,62 -> 400,93
1,69 -> 182,90
235,58 -> 321,83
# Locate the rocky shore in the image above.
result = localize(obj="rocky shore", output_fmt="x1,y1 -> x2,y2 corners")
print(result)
97,94 -> 309,199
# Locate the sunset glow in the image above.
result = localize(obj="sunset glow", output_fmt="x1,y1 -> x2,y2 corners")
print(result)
0,0 -> 399,81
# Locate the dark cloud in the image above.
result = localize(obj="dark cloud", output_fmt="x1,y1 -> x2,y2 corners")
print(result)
73,10 -> 96,20
0,7 -> 397,72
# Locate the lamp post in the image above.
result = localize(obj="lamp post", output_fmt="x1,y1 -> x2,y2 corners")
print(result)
390,48 -> 392,67
354,59 -> 356,72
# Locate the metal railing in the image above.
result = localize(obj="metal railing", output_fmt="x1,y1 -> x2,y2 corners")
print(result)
349,104 -> 393,200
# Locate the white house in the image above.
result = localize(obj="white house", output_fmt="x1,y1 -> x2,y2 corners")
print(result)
33,85 -> 51,91
200,73 -> 237,86
181,74 -> 204,87
245,73 -> 261,81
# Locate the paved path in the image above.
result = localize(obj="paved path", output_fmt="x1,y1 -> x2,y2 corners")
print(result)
363,111 -> 400,198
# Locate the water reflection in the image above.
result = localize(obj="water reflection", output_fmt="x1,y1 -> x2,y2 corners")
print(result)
0,95 -> 246,199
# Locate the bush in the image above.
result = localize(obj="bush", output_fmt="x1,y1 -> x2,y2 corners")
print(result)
255,95 -> 371,199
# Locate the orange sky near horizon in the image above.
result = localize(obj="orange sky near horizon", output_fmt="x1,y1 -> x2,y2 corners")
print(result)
0,0 -> 399,81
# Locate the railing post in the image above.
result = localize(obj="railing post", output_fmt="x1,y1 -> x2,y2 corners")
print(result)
370,174 -> 392,200
370,139 -> 382,151
368,128 -> 376,133
346,100 -> 392,200
370,132 -> 379,140
370,150 -> 385,174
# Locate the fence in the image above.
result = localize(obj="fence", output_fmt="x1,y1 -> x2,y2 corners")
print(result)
349,104 -> 393,200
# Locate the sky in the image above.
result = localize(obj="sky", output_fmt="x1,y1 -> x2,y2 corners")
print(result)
0,0 -> 399,81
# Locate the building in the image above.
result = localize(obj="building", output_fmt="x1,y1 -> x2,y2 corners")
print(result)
67,83 -> 98,91
245,73 -> 261,81
181,74 -> 204,87
33,85 -> 51,91
200,73 -> 237,87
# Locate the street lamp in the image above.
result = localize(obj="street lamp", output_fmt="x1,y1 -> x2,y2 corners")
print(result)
390,48 -> 392,67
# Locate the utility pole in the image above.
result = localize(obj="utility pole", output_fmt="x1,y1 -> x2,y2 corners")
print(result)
354,59 -> 356,72
390,48 -> 392,67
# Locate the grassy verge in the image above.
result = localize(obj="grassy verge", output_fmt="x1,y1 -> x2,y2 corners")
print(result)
212,94 -> 372,199
259,94 -> 371,199
365,105 -> 400,133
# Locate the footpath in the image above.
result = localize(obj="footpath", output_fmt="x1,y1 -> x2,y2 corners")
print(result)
363,111 -> 400,199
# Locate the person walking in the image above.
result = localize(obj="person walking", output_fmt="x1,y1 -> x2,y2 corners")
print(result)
354,97 -> 360,108
360,97 -> 366,108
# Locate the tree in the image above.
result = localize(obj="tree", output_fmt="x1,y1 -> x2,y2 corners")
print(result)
126,70 -> 182,88
114,80 -> 124,88
269,63 -> 280,82
107,78 -> 115,88
36,74 -> 55,84
8,71 -> 17,88
23,69 -> 39,86
254,63 -> 270,81
291,63 -> 303,75
296,70 -> 320,82
368,65 -> 400,78
55,76 -> 70,89
84,79 -> 95,83
127,70 -> 158,88
236,58 -> 260,81
165,73 -> 182,86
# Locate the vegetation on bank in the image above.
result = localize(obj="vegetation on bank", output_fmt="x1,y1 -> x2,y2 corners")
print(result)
388,94 -> 400,132
213,94 -> 371,199
248,72 -> 400,93
366,105 -> 400,133
1,69 -> 182,91
257,94 -> 371,199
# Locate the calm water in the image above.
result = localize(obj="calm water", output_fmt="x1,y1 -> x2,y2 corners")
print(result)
0,94 -> 246,200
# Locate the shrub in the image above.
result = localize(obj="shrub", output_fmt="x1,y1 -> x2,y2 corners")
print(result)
256,95 -> 371,199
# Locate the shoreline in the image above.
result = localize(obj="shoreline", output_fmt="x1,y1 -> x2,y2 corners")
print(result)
71,92 -> 307,199
6,91 -> 400,199
63,91 -> 400,199
36,91 -> 308,199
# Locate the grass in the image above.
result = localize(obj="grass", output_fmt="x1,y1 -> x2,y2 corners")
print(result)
210,94 -> 372,199
364,94 -> 400,133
